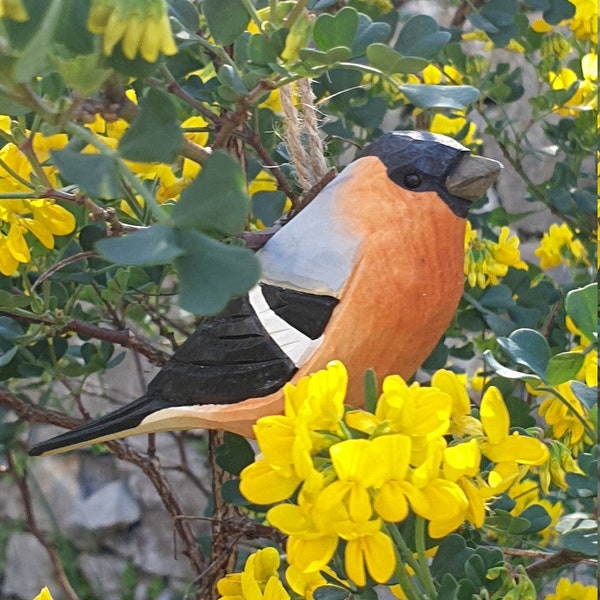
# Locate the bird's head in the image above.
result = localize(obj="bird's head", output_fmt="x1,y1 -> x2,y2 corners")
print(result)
358,130 -> 502,217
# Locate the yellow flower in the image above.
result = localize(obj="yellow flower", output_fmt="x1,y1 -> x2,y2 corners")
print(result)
267,473 -> 339,574
464,222 -> 528,288
0,0 -> 27,21
87,0 -> 177,63
479,386 -> 549,497
531,0 -> 597,43
567,0 -> 598,42
544,578 -> 598,600
33,588 -> 53,600
462,30 -> 524,52
548,53 -> 598,115
217,547 -> 290,600
0,131 -> 76,275
429,113 -> 481,148
430,369 -> 483,437
535,223 -> 590,269
480,386 -> 549,465
240,361 -> 348,505
284,565 -> 327,600
537,383 -> 594,454
371,434 -> 417,523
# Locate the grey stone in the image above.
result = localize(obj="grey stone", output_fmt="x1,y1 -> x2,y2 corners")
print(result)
66,479 -> 141,543
131,508 -> 194,579
1,533 -> 56,600
78,553 -> 128,600
27,454 -> 81,533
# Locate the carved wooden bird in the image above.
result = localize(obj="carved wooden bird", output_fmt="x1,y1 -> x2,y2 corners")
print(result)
29,131 -> 501,456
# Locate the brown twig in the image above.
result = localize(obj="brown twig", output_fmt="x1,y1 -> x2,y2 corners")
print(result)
527,549 -> 596,578
30,251 -> 97,293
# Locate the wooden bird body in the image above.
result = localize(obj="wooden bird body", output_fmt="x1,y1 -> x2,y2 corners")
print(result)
29,131 -> 502,456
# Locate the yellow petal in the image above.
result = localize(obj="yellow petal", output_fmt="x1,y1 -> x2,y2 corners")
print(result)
480,386 -> 509,444
483,433 -> 549,465
286,535 -> 338,573
239,461 -> 301,504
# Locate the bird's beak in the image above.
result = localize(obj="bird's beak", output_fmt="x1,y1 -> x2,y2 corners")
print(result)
445,155 -> 503,201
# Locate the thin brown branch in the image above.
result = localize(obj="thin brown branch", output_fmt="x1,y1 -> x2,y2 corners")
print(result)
30,251 -> 97,293
243,126 -> 299,207
0,311 -> 168,366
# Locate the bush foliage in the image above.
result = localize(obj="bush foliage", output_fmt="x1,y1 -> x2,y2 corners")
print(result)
0,0 -> 596,599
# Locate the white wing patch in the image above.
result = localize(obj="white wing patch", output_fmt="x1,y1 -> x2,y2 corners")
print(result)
248,286 -> 323,367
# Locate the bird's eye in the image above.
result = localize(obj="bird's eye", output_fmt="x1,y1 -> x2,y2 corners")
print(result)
403,173 -> 422,189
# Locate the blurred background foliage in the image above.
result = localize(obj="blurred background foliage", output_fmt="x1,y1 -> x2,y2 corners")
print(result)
0,0 -> 596,598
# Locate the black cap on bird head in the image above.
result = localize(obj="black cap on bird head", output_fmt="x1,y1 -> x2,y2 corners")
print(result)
359,130 -> 503,217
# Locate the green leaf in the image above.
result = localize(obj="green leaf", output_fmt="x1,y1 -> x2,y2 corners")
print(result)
464,554 -> 487,588
397,84 -> 480,109
174,230 -> 260,315
562,528 -> 598,556
220,479 -> 251,506
118,88 -> 184,163
0,90 -> 30,116
51,149 -> 123,199
169,0 -> 201,33
519,504 -> 551,534
95,225 -> 185,266
299,47 -> 352,67
217,64 -> 248,96
313,7 -> 359,52
483,349 -> 541,382
203,0 -> 250,45
366,44 -> 428,74
251,191 -> 287,227
570,381 -> 598,412
479,285 -> 516,309
395,15 -> 451,59
0,347 -> 17,367
430,534 -> 473,579
565,283 -> 597,343
173,151 -> 250,236
487,508 -> 530,534
13,0 -> 64,82
313,587 -> 350,600
351,14 -> 391,56
249,34 -> 281,67
497,328 -> 550,380
214,433 -> 256,475
363,369 -> 378,414
469,0 -> 519,47
53,52 -> 111,96
546,351 -> 585,385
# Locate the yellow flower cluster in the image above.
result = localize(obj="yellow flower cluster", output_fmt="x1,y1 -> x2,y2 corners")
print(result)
535,223 -> 590,269
545,578 -> 598,600
217,547 -> 290,600
239,362 -> 548,589
533,0 -> 598,44
86,90 -> 206,205
464,222 -> 528,288
535,316 -> 596,455
0,0 -> 27,21
547,52 -> 598,116
0,122 -> 75,276
87,0 -> 177,63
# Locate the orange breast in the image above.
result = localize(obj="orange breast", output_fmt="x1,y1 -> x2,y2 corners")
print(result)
192,158 -> 467,436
